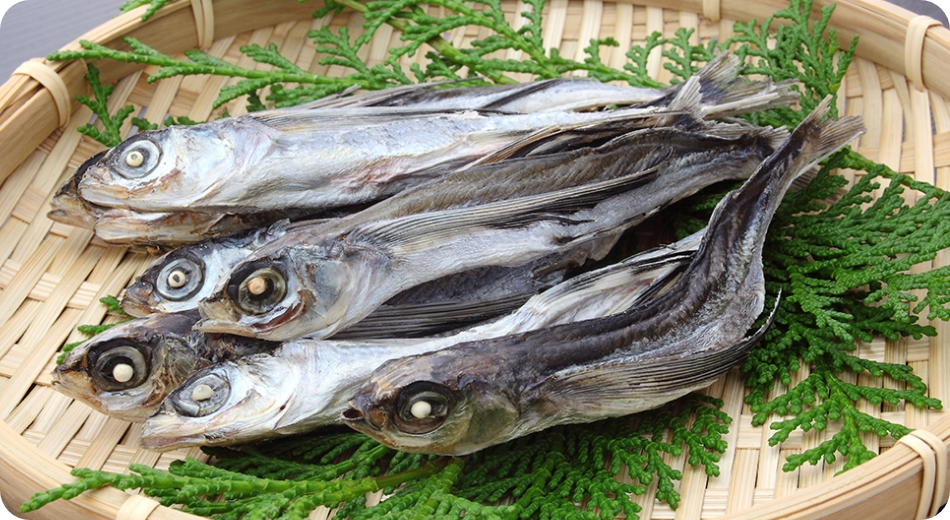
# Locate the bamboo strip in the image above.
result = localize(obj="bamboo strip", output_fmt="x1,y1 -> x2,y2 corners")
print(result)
645,6 -> 663,79
5,386 -> 63,434
0,236 -> 63,330
542,0 -> 569,55
726,449 -> 758,513
76,417 -> 132,471
0,307 -> 82,421
74,410 -> 110,445
857,58 -> 883,149
0,152 -> 45,234
573,0 -> 604,75
9,154 -> 94,270
674,454 -> 710,519
0,300 -> 41,360
36,400 -> 93,458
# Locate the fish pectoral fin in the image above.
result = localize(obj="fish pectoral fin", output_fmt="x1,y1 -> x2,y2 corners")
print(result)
543,295 -> 781,411
354,161 -> 665,251
334,294 -> 527,338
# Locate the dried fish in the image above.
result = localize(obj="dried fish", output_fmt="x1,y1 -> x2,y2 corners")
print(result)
139,233 -> 700,449
74,54 -> 793,216
342,99 -> 865,455
195,117 -> 786,341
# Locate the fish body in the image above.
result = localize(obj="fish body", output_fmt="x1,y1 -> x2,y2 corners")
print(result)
76,107 -> 650,213
140,233 -> 699,449
74,54 -> 794,216
196,118 -> 786,341
123,215 -> 589,337
342,99 -> 865,455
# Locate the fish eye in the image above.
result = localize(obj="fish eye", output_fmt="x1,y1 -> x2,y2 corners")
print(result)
228,264 -> 287,315
155,257 -> 204,301
393,382 -> 453,434
112,137 -> 161,179
170,373 -> 230,417
89,344 -> 150,392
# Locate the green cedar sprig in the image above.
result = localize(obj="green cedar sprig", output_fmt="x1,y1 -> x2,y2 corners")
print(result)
55,296 -> 131,364
118,0 -> 174,21
23,395 -> 730,519
74,64 -> 136,147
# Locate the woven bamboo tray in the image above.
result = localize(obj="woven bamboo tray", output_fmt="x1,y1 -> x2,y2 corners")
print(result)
0,0 -> 949,518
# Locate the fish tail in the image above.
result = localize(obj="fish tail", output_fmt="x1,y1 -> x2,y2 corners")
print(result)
744,96 -> 865,215
776,96 -> 865,196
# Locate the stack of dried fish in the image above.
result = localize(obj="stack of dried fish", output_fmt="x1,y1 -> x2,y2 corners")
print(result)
49,53 -> 864,455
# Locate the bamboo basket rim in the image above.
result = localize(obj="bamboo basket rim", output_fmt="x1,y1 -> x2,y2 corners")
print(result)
0,0 -> 948,519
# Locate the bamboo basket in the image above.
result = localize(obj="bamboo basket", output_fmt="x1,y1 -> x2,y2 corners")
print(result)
0,0 -> 949,518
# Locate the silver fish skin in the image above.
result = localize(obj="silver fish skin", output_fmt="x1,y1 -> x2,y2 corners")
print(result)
75,54 -> 794,216
341,99 -> 865,455
195,116 -> 786,341
51,310 -> 278,421
140,233 -> 700,450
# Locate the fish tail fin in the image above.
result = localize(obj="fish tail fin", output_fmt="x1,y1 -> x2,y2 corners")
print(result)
694,97 -> 863,281
777,96 -> 865,196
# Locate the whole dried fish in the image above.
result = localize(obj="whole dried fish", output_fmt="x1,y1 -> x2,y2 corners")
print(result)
342,99 -> 865,455
140,233 -> 700,450
122,213 -> 590,337
74,54 -> 793,216
195,117 -> 786,341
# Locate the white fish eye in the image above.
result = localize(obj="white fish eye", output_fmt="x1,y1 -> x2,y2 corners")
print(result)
171,373 -> 230,417
91,344 -> 150,391
155,257 -> 204,301
232,266 -> 287,315
394,383 -> 452,435
113,138 -> 161,179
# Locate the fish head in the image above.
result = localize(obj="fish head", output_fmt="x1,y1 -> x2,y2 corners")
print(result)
195,244 -> 355,340
122,230 -> 270,316
140,353 -> 300,450
342,354 -> 519,455
77,125 -> 235,211
51,311 -> 207,421
48,151 -> 109,228
122,249 -> 207,316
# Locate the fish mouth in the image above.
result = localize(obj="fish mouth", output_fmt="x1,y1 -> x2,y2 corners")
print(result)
119,288 -> 157,318
341,406 -> 376,432
195,295 -> 308,340
192,317 -> 259,337
139,423 -> 200,451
